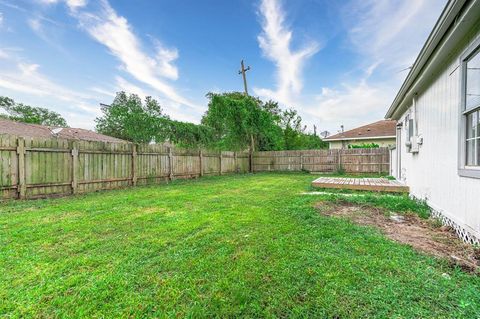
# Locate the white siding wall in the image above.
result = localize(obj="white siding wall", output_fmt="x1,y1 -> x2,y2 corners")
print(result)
398,26 -> 480,241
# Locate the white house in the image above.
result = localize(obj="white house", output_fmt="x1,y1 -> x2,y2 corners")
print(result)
324,120 -> 396,149
386,0 -> 480,243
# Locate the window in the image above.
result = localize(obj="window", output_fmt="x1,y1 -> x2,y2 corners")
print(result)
465,48 -> 480,166
465,48 -> 480,111
466,111 -> 479,166
459,41 -> 480,178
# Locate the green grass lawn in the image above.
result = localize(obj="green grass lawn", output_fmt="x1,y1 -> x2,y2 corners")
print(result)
1,173 -> 479,318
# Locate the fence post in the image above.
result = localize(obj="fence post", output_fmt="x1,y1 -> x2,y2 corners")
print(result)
234,151 -> 237,173
300,153 -> 304,171
337,149 -> 342,172
132,144 -> 137,186
219,151 -> 223,175
16,137 -> 26,199
71,142 -> 79,194
199,149 -> 203,177
249,149 -> 253,173
168,146 -> 174,181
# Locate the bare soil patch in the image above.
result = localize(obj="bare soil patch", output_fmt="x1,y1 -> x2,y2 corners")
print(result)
315,201 -> 479,272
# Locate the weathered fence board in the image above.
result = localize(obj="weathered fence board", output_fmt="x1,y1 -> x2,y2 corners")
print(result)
253,148 -> 389,174
0,133 -> 389,200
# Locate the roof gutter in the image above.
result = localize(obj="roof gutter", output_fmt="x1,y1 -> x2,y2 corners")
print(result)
324,135 -> 396,142
385,0 -> 471,119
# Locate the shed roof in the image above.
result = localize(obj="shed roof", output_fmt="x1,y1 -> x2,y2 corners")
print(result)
0,118 -> 128,143
324,120 -> 396,141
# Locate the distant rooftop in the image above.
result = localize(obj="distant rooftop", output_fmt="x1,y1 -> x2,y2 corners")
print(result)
324,120 -> 396,141
0,118 -> 128,143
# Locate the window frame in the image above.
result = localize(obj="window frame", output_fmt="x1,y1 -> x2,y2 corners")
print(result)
458,37 -> 480,178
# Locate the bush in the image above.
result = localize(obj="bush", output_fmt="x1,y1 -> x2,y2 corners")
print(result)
348,143 -> 379,149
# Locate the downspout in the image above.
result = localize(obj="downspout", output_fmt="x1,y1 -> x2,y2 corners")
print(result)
396,122 -> 403,179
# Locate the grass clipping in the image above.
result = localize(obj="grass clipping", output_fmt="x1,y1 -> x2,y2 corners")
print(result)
315,199 -> 479,273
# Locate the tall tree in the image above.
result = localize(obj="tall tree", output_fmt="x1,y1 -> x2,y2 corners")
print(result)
96,92 -> 213,147
280,109 -> 303,150
0,96 -> 68,127
95,92 -> 167,143
202,92 -> 283,151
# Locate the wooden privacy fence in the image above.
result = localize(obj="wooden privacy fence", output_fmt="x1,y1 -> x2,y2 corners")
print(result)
0,133 -> 389,200
253,148 -> 389,174
0,134 -> 249,200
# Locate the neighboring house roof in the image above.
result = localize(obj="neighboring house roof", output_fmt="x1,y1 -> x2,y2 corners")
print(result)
324,120 -> 396,142
385,0 -> 480,119
0,118 -> 128,143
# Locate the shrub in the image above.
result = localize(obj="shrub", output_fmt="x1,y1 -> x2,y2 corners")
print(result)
348,143 -> 380,149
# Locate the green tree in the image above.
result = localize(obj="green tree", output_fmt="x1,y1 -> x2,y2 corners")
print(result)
280,109 -> 303,150
96,92 -> 213,147
95,92 -> 167,143
163,120 -> 213,148
95,91 -> 327,150
202,92 -> 283,151
0,96 -> 68,127
276,108 -> 327,150
297,132 -> 328,149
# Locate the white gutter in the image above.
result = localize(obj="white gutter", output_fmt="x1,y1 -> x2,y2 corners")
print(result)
385,0 -> 470,119
324,135 -> 396,142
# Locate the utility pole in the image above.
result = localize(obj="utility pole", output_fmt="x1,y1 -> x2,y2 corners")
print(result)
238,59 -> 251,95
238,59 -> 253,171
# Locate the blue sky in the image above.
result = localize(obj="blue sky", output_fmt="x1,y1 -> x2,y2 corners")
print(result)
0,0 -> 446,133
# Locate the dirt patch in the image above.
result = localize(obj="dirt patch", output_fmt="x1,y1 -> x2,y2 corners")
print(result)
315,201 -> 479,272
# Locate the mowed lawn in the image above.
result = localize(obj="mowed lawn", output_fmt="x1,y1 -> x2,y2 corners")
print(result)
1,173 -> 479,318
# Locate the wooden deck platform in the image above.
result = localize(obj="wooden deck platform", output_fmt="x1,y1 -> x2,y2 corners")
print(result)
311,177 -> 409,193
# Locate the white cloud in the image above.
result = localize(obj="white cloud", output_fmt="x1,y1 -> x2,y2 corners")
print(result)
68,0 -> 200,112
0,12 -> 3,26
89,86 -> 116,98
114,76 -> 152,101
26,15 -> 69,54
0,62 -> 97,108
0,46 -> 22,59
299,0 -> 446,132
344,0 -> 445,75
28,17 -> 41,32
304,80 -> 394,132
36,0 -> 86,9
0,1 -> 26,12
66,0 -> 86,9
32,0 -> 203,123
254,0 -> 319,106
0,60 -> 102,129
154,42 -> 179,80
